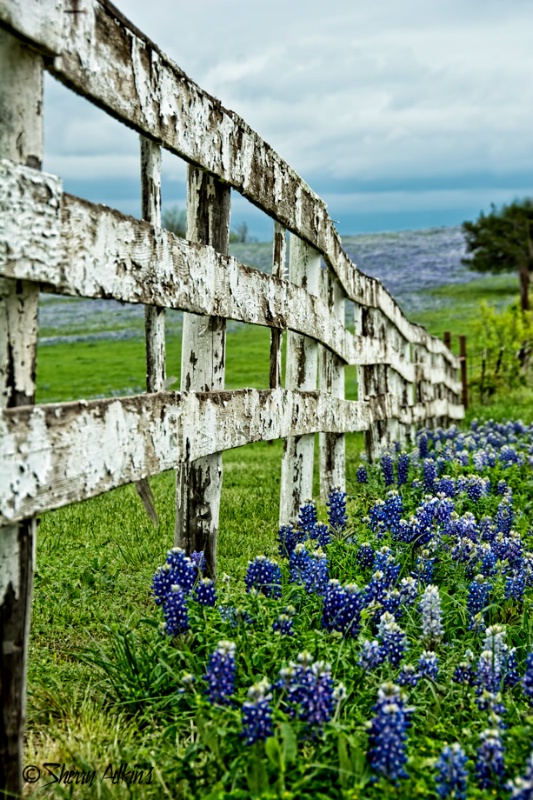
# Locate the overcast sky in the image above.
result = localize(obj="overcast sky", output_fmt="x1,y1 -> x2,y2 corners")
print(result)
43,0 -> 533,239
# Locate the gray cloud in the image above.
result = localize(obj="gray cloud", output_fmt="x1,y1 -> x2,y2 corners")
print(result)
42,0 -> 533,235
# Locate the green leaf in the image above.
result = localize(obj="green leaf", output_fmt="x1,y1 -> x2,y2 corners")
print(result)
246,757 -> 269,797
265,736 -> 283,770
280,722 -> 297,765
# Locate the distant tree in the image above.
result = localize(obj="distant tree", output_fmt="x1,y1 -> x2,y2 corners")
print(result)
462,199 -> 533,311
230,221 -> 248,244
162,205 -> 187,237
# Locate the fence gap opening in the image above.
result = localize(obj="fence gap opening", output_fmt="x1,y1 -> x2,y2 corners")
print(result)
43,74 -> 142,218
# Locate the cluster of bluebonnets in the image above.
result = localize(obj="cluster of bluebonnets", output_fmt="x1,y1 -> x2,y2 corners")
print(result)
152,419 -> 533,796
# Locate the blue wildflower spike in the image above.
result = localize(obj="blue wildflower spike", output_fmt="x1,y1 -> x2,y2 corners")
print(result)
298,498 -> 318,535
435,743 -> 468,800
356,465 -> 368,483
327,486 -> 348,532
418,584 -> 444,641
241,679 -> 273,745
475,728 -> 505,790
417,650 -> 438,680
194,577 -> 217,607
245,555 -> 282,598
522,652 -> 533,704
397,453 -> 409,487
205,640 -> 236,706
367,682 -> 411,782
381,454 -> 395,486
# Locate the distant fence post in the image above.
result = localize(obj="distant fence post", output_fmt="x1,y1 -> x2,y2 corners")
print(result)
269,222 -> 286,390
136,136 -> 164,526
319,268 -> 346,500
175,167 -> 230,576
279,235 -> 320,523
0,29 -> 42,798
460,335 -> 468,410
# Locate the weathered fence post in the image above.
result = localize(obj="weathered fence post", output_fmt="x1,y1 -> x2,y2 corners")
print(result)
279,235 -> 320,524
269,222 -> 286,391
356,306 -> 388,461
0,28 -> 42,798
459,335 -> 468,410
135,136 -> 164,526
319,268 -> 345,500
175,166 -> 230,576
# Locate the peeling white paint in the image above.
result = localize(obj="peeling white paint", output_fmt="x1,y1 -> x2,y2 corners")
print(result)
0,524 -> 19,601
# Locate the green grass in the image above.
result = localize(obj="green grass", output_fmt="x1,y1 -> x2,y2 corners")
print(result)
21,277 -> 533,798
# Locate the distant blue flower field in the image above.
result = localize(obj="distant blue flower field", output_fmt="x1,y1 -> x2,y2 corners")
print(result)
147,419 -> 533,798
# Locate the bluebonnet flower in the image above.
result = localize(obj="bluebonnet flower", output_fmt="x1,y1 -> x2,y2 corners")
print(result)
506,570 -> 526,601
507,751 -> 533,799
381,454 -> 395,486
437,475 -> 455,498
289,543 -> 311,584
327,486 -> 348,532
367,683 -> 411,782
496,495 -> 514,535
356,542 -> 375,569
162,585 -> 189,635
194,577 -> 217,607
272,613 -> 294,636
205,640 -> 236,705
413,551 -> 436,584
454,660 -> 474,686
364,569 -> 388,605
480,517 -> 496,542
219,605 -> 253,627
241,679 -> 273,745
496,479 -> 508,496
397,453 -> 410,486
369,500 -> 387,538
378,612 -> 407,667
476,650 -> 500,695
466,475 -> 486,502
314,522 -> 332,548
467,575 -> 492,628
278,653 -> 337,733
373,546 -> 401,587
398,577 -> 418,608
522,652 -> 533,704
423,459 -> 437,493
190,550 -> 206,573
397,664 -> 419,687
356,465 -> 368,483
419,584 -> 444,641
503,649 -> 520,688
382,491 -> 403,538
303,549 -> 329,595
383,588 -> 402,618
322,581 -> 363,637
418,651 -> 438,680
435,743 -> 468,800
435,495 -> 455,526
298,498 -> 318,535
499,444 -> 523,467
277,524 -> 306,558
475,728 -> 505,790
419,432 -> 429,460
359,639 -> 386,670
245,555 -> 282,598
152,548 -> 197,606
479,544 -> 497,577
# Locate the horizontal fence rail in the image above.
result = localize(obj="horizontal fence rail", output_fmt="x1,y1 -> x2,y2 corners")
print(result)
0,0 -> 463,793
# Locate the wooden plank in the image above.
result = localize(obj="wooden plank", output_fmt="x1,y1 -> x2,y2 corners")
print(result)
0,0 -> 64,56
279,235 -> 320,524
0,28 -> 41,798
175,167 -> 230,577
319,268 -> 345,500
0,387 -> 464,526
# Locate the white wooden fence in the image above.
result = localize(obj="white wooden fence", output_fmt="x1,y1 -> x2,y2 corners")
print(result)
0,0 -> 463,792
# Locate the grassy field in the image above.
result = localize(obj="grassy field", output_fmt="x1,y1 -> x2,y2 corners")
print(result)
22,273 -> 533,797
